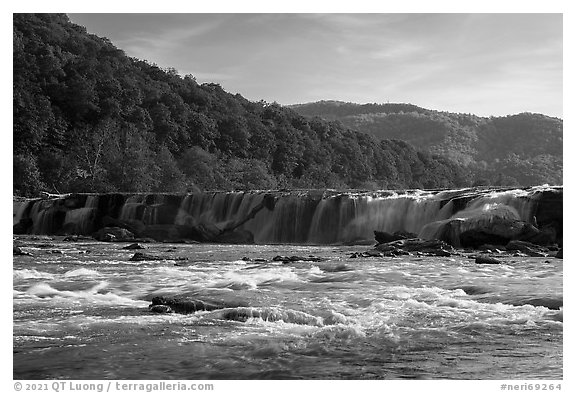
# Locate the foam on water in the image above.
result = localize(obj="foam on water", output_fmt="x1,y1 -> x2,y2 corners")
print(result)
23,282 -> 148,307
63,268 -> 101,277
14,269 -> 56,280
13,241 -> 563,380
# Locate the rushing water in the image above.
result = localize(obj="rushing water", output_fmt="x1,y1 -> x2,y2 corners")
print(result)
13,237 -> 562,380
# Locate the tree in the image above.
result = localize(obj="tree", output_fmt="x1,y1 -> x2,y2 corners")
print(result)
153,146 -> 187,192
13,154 -> 46,196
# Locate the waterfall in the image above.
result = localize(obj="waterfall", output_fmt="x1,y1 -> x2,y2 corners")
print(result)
62,195 -> 100,234
14,200 -> 33,226
12,186 -> 562,245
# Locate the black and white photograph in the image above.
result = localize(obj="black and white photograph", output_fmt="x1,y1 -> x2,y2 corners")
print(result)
10,2 -> 567,388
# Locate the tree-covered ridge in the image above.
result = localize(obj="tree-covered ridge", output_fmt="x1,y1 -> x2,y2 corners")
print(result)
290,101 -> 563,186
14,14 -> 494,196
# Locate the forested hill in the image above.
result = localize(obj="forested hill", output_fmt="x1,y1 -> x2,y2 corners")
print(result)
14,15 -> 546,197
290,101 -> 563,186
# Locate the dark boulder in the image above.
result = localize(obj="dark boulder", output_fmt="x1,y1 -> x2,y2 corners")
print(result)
475,255 -> 501,265
374,230 -> 417,244
122,243 -> 146,250
149,305 -> 173,313
187,223 -> 222,242
140,225 -> 181,242
13,246 -> 32,256
102,216 -> 146,237
506,240 -> 549,257
272,255 -> 326,263
477,244 -> 506,253
213,229 -> 254,244
130,252 -> 187,262
373,238 -> 454,257
13,218 -> 33,235
533,189 -> 563,245
377,238 -> 454,253
93,227 -> 134,242
555,248 -> 563,259
149,296 -> 248,314
130,252 -> 160,261
517,224 -> 557,246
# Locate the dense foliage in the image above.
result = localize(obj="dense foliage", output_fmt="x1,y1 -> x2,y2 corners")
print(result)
290,101 -> 563,186
14,14 -> 489,196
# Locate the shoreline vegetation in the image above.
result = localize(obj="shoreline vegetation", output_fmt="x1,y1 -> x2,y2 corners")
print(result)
14,14 -> 561,198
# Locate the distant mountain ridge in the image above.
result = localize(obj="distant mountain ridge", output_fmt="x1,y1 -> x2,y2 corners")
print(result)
289,101 -> 563,186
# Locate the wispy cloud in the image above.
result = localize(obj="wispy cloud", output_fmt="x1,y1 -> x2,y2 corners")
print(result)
68,13 -> 562,118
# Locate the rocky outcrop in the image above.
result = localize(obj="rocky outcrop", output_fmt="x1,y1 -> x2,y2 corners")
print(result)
533,189 -> 563,246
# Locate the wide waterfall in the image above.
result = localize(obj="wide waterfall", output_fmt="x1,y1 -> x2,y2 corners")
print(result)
12,186 -> 562,246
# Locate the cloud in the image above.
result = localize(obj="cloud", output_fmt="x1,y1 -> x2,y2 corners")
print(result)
68,13 -> 562,118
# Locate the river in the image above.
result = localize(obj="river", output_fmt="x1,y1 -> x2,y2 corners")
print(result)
13,237 -> 563,380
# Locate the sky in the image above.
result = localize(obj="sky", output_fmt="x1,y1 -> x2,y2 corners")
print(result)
67,13 -> 563,118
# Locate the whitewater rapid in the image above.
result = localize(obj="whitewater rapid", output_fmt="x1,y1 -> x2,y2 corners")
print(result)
13,239 -> 562,379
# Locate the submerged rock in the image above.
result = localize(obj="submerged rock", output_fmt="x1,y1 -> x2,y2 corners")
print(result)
475,255 -> 501,265
149,296 -> 247,314
272,255 -> 327,263
215,307 -> 324,326
13,246 -> 32,256
149,305 -> 173,313
130,252 -> 187,262
122,243 -> 146,250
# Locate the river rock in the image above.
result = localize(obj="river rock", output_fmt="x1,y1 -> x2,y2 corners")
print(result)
505,240 -> 549,257
457,216 -> 530,248
130,252 -> 160,261
13,218 -> 33,235
102,216 -> 146,237
13,246 -> 32,256
93,227 -> 135,242
374,230 -> 418,244
149,296 -> 247,314
149,305 -> 173,313
213,229 -> 254,244
516,224 -> 556,246
533,189 -> 563,245
555,248 -> 563,259
375,238 -> 454,256
375,231 -> 406,244
475,255 -> 501,264
272,255 -> 326,263
129,252 -> 188,262
139,225 -> 181,242
122,243 -> 146,250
